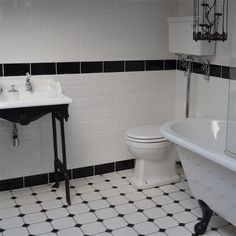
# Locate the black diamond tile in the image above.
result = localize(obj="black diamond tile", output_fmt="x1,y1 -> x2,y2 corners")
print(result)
127,223 -> 134,227
36,201 -> 42,204
14,205 -> 21,208
121,176 -> 127,179
128,201 -> 134,204
75,224 -> 82,227
41,209 -> 47,213
23,223 -> 29,227
51,189 -> 57,192
89,209 -> 95,213
88,183 -> 93,185
148,218 -> 154,222
167,213 -> 173,217
120,193 -> 125,196
105,180 -> 110,182
82,201 -> 88,204
159,228 -> 166,232
0,228 -> 4,233
97,219 -> 103,222
211,227 -> 218,231
197,217 -> 202,221
68,214 -> 75,217
146,197 -> 152,200
11,196 -> 17,200
137,189 -> 143,192
180,189 -> 185,192
191,196 -> 195,199
156,204 -> 162,208
118,214 -> 124,217
56,197 -> 62,200
70,186 -> 75,189
31,193 -> 37,196
106,229 -> 112,233
62,205 -> 68,208
102,197 -> 107,200
137,209 -> 144,212
46,218 -> 53,222
185,209 -> 191,212
76,193 -> 81,196
174,200 -> 180,203
112,186 -> 117,189
52,229 -> 59,233
18,214 -> 25,217
109,205 -> 115,208
95,189 -> 100,192
163,193 -> 169,196
179,223 -> 185,227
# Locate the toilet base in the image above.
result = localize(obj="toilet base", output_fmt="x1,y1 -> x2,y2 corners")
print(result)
130,174 -> 180,189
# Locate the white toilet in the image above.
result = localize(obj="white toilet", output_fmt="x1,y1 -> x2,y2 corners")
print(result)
125,125 -> 180,189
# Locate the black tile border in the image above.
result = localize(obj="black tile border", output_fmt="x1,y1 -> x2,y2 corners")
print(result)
0,159 -> 135,192
0,59 -> 231,79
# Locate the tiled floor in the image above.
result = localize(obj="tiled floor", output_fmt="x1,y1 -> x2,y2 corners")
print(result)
0,166 -> 235,236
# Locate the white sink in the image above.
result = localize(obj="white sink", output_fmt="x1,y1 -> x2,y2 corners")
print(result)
0,76 -> 72,109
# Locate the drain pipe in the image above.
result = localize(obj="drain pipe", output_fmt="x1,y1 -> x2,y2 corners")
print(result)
12,123 -> 19,147
185,57 -> 193,118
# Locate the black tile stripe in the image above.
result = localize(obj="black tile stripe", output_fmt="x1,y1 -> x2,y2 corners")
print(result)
104,61 -> 124,73
164,60 -> 177,70
31,63 -> 56,75
57,62 -> 80,74
125,60 -> 145,72
81,61 -> 103,73
4,63 -> 30,76
193,62 -> 204,75
0,159 -> 134,191
210,64 -> 222,77
222,66 -> 230,79
146,60 -> 164,71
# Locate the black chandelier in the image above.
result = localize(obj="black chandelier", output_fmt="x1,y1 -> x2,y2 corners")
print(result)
193,0 -> 228,42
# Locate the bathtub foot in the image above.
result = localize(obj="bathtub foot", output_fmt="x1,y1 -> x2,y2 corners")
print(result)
194,200 -> 213,235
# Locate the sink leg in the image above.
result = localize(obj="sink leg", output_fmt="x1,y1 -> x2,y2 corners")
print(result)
60,118 -> 71,206
51,113 -> 71,205
194,200 -> 213,235
52,114 -> 60,189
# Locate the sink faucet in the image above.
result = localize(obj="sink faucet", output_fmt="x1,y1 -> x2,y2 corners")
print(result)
26,73 -> 33,93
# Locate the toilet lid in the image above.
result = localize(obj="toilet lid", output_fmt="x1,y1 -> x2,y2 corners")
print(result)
126,125 -> 167,141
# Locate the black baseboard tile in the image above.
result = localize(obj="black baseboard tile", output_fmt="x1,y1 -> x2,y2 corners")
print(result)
95,162 -> 115,175
31,63 -> 56,75
146,60 -> 164,71
125,60 -> 145,72
116,159 -> 135,171
4,63 -> 30,76
0,64 -> 2,76
57,62 -> 80,74
49,170 -> 72,183
0,177 -> 24,191
72,166 -> 94,179
81,61 -> 103,74
104,61 -> 125,73
24,173 -> 49,187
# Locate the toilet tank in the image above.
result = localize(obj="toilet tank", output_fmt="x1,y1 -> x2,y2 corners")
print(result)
168,16 -> 215,56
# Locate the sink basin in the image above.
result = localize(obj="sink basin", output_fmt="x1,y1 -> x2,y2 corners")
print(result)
0,76 -> 72,109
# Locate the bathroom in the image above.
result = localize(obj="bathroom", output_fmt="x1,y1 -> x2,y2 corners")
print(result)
0,0 -> 235,235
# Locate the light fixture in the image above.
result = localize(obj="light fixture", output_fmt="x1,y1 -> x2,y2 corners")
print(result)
193,0 -> 228,42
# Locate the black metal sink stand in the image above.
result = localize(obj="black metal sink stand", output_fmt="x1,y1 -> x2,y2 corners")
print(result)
0,104 -> 71,205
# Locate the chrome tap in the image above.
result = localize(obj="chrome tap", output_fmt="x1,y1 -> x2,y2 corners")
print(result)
25,73 -> 33,92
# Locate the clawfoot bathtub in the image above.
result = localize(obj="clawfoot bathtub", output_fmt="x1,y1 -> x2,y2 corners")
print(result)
161,118 -> 236,234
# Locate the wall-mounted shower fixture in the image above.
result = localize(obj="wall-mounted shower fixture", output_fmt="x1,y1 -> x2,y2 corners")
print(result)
200,58 -> 210,81
12,123 -> 19,147
193,0 -> 228,42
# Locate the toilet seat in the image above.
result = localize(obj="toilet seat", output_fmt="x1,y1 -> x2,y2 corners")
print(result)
125,125 -> 168,143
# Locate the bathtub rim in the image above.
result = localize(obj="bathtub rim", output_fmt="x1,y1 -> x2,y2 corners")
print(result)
161,118 -> 236,173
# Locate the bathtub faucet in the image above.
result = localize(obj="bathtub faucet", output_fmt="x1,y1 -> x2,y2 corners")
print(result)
25,73 -> 33,93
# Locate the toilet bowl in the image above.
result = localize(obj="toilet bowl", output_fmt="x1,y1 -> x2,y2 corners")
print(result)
125,125 -> 180,189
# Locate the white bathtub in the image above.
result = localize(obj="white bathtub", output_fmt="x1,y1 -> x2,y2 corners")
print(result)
161,118 -> 236,227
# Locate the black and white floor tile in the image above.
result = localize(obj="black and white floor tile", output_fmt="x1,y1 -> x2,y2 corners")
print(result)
0,166 -> 235,236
